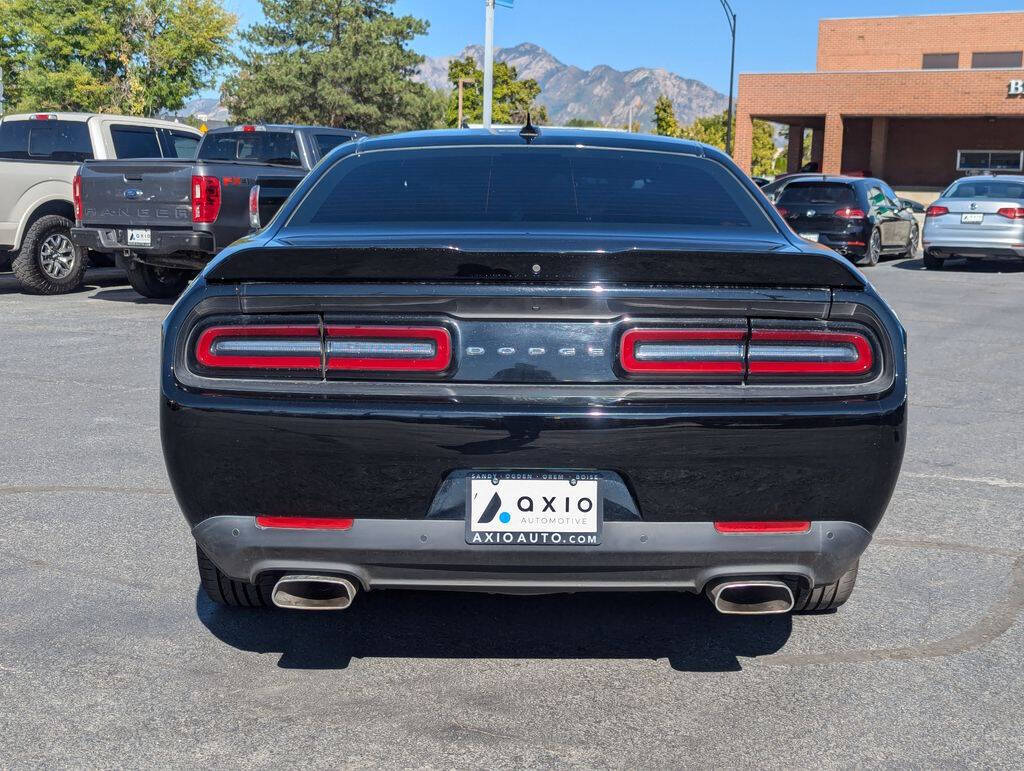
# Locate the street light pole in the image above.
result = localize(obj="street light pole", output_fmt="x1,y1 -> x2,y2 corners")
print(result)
483,0 -> 495,128
720,0 -> 737,156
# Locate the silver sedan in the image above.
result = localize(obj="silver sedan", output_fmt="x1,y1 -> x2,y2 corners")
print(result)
922,175 -> 1024,269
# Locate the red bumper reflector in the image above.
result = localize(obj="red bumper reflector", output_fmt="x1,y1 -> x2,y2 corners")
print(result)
256,516 -> 354,530
619,328 -> 746,374
715,520 -> 811,534
325,326 -> 451,372
195,325 -> 322,370
747,329 -> 873,376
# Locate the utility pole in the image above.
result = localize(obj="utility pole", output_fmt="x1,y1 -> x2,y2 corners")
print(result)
483,0 -> 495,128
720,0 -> 737,156
628,104 -> 633,133
457,78 -> 475,127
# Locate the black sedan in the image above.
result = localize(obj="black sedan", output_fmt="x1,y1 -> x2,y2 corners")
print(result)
161,128 -> 907,618
774,176 -> 919,266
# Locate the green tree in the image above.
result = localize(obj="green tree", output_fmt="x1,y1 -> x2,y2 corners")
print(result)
444,57 -> 547,127
653,96 -> 778,176
0,0 -> 234,114
565,117 -> 602,128
223,0 -> 437,133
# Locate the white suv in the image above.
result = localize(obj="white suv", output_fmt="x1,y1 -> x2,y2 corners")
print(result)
0,112 -> 201,294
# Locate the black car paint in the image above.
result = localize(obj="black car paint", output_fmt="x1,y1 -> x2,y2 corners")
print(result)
160,128 -> 907,595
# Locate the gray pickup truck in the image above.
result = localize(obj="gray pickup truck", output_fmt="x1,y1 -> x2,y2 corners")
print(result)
71,124 -> 363,297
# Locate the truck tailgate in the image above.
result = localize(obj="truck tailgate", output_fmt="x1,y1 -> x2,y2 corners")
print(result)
79,160 -> 193,228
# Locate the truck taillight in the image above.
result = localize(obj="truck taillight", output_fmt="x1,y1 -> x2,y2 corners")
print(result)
195,325 -> 322,370
619,328 -> 746,376
72,174 -> 83,222
191,175 -> 221,223
747,328 -> 874,377
325,326 -> 451,373
248,185 -> 261,229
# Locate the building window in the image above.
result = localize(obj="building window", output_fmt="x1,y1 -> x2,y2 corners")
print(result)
956,150 -> 1024,172
922,53 -> 958,69
971,51 -> 1023,69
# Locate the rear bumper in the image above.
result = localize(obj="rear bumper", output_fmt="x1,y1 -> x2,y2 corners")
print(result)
71,226 -> 215,260
194,515 -> 871,593
922,228 -> 1024,258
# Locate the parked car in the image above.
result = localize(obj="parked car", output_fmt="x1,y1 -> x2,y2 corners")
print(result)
922,175 -> 1024,269
0,112 -> 201,293
774,176 -> 919,266
162,128 -> 906,617
71,124 -> 364,298
760,172 -> 823,202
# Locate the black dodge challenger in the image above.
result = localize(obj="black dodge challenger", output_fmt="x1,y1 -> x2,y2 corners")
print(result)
161,127 -> 907,615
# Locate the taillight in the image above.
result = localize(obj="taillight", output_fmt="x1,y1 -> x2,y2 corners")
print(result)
72,174 -> 83,222
195,325 -> 321,370
248,185 -> 261,229
747,328 -> 874,377
191,175 -> 221,223
996,207 -> 1024,219
715,520 -> 811,534
241,125 -> 257,132
256,516 -> 354,530
834,207 -> 866,219
32,113 -> 56,120
925,205 -> 949,217
325,326 -> 451,372
619,328 -> 746,376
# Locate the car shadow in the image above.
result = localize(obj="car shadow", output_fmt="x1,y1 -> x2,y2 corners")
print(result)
0,267 -> 128,295
894,257 -> 1024,273
89,287 -> 176,305
197,588 -> 793,672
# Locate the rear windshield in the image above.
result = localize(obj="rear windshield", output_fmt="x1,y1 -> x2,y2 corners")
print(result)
198,131 -> 301,166
287,146 -> 773,233
776,183 -> 857,207
0,119 -> 93,162
947,180 -> 1024,200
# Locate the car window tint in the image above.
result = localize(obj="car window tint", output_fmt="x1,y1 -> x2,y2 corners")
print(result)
0,120 -> 93,162
163,130 -> 200,159
291,147 -> 773,233
111,126 -> 162,158
315,134 -> 353,156
776,183 -> 856,207
198,131 -> 301,165
949,181 -> 1024,200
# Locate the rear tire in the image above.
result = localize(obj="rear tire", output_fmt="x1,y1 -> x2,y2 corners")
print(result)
903,223 -> 919,258
125,261 -> 191,299
860,229 -> 881,267
792,560 -> 859,613
196,545 -> 274,608
923,251 -> 945,270
11,214 -> 88,294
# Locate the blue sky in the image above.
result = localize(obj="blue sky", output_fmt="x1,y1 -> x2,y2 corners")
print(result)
221,0 -> 1020,93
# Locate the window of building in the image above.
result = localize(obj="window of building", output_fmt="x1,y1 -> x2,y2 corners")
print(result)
922,53 -> 958,69
956,150 -> 1024,172
971,51 -> 1023,69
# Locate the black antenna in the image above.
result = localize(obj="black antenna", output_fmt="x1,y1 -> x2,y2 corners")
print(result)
519,113 -> 541,144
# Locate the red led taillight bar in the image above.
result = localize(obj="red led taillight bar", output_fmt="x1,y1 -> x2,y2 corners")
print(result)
714,520 -> 811,534
619,328 -> 746,375
325,326 -> 451,372
747,329 -> 873,376
195,325 -> 322,370
256,516 -> 354,530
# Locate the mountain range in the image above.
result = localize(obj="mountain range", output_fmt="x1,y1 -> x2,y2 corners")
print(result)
415,42 -> 727,129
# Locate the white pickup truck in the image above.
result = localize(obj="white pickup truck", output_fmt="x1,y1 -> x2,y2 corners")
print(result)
0,112 -> 202,294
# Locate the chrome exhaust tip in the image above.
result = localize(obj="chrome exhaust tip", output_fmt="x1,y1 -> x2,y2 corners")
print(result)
271,574 -> 358,611
707,580 -> 795,615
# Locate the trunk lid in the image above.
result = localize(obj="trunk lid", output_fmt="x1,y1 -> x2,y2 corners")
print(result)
79,160 -> 194,228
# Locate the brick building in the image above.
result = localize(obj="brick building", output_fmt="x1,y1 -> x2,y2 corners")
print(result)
734,11 -> 1024,190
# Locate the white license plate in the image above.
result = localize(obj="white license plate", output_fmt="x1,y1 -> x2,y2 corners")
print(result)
798,232 -> 820,242
960,213 -> 984,224
126,228 -> 151,246
466,473 -> 601,545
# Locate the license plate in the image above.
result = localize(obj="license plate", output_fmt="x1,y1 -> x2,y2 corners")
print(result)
466,472 -> 601,546
961,213 -> 984,224
127,228 -> 151,246
798,232 -> 820,242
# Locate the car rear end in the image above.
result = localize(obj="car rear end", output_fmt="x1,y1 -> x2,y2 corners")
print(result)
923,176 -> 1024,261
161,131 -> 906,615
774,180 -> 872,261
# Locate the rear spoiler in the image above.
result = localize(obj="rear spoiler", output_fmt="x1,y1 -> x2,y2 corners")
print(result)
206,246 -> 866,289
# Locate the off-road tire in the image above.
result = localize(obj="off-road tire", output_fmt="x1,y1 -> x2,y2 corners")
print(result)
196,545 -> 274,608
125,261 -> 191,299
11,214 -> 88,294
923,251 -> 945,270
791,560 -> 859,613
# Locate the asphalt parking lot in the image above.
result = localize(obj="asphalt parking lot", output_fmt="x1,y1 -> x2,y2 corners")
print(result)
2,256 -> 1023,768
